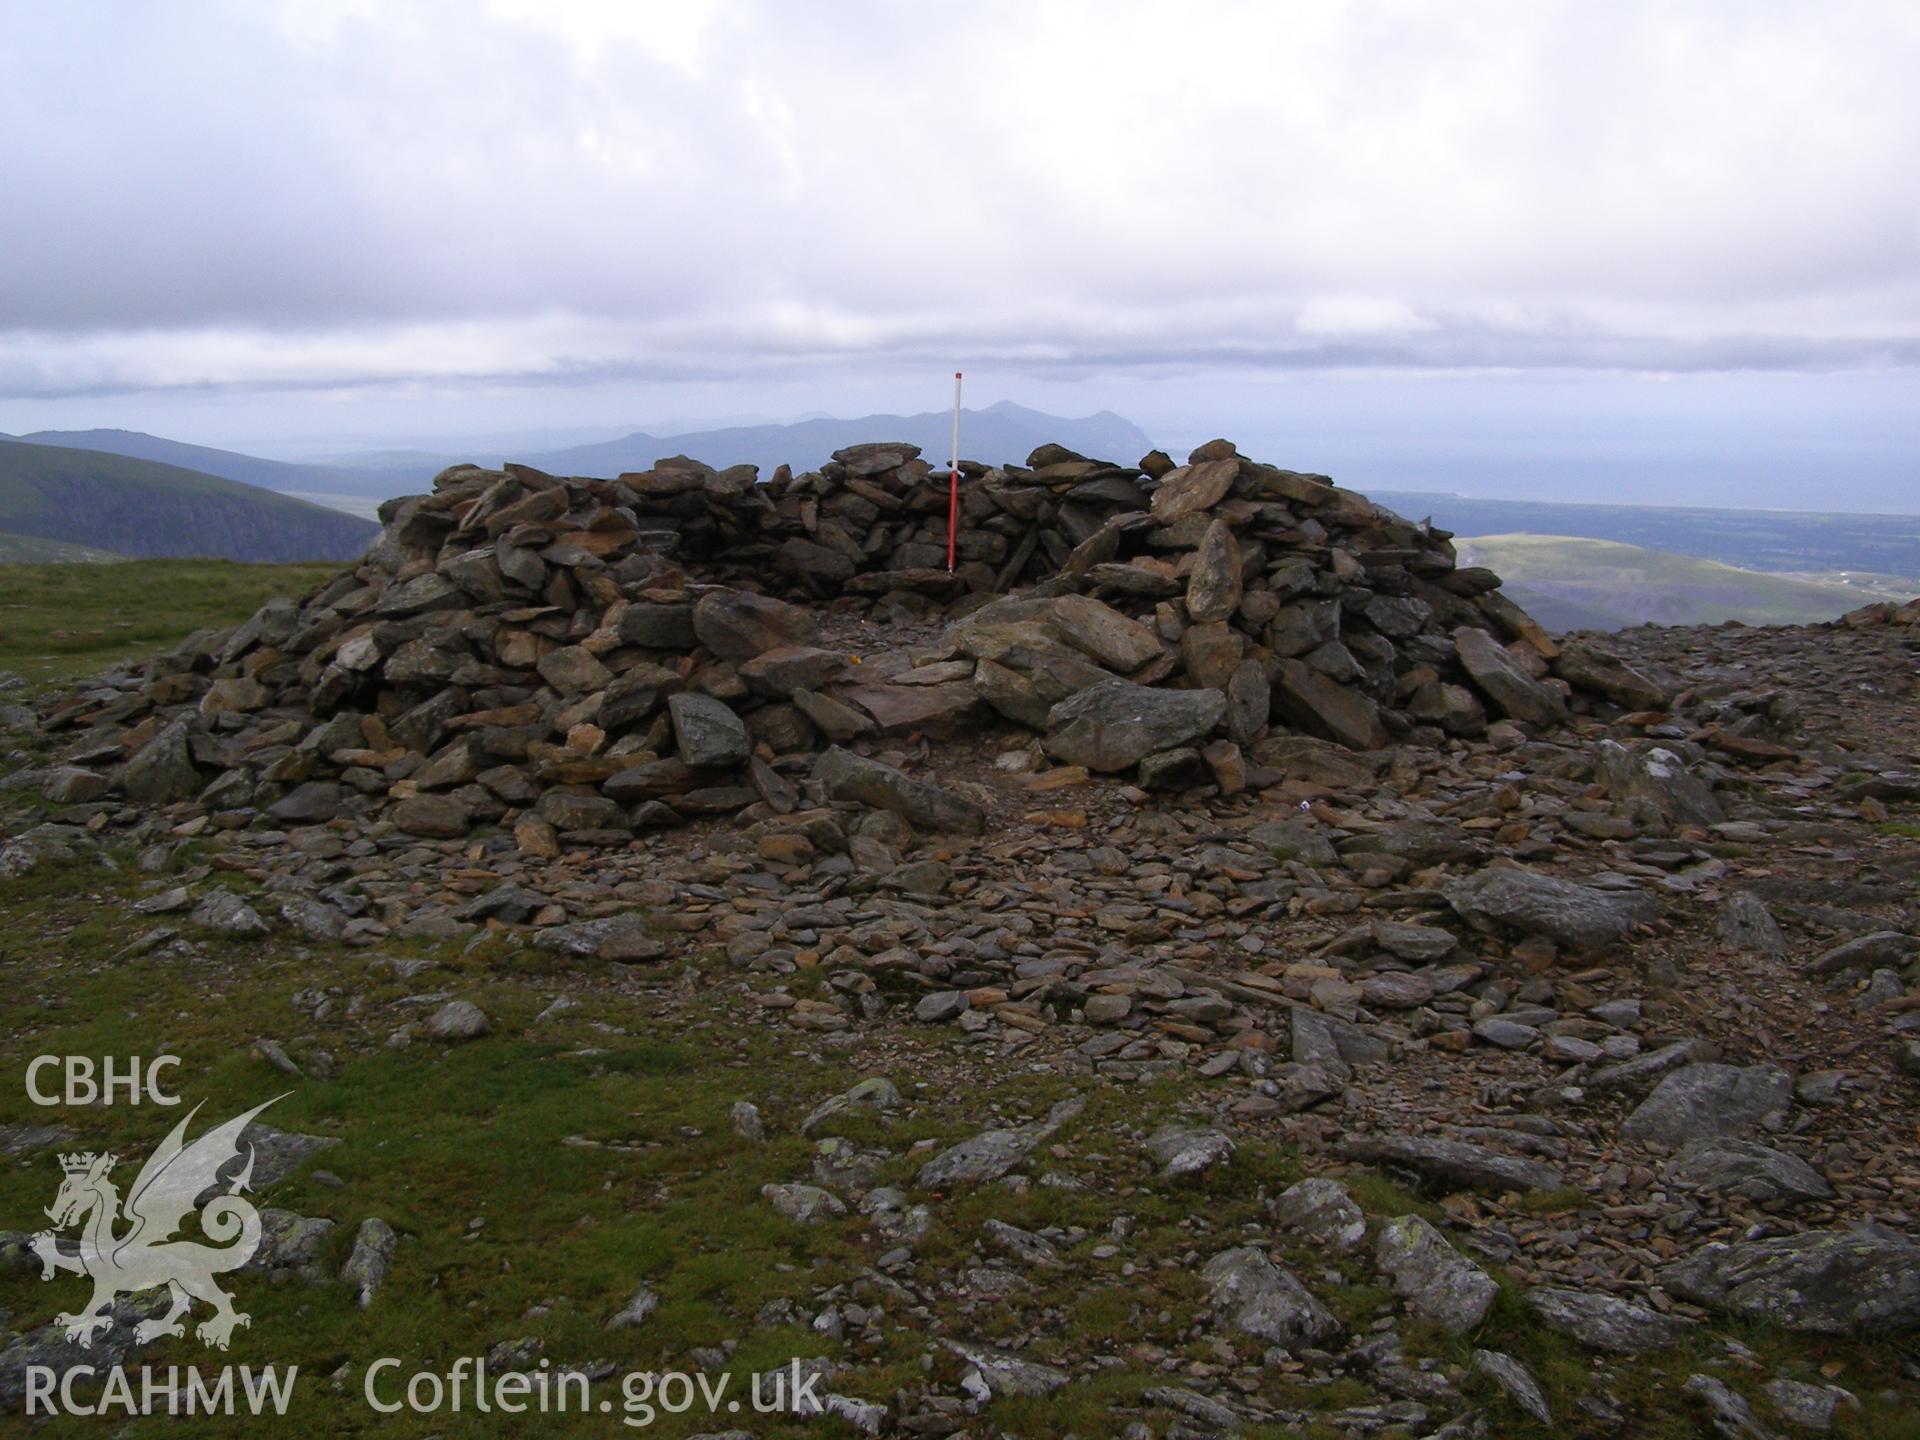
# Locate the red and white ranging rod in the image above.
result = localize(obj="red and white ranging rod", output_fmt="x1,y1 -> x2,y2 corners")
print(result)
946,371 -> 962,572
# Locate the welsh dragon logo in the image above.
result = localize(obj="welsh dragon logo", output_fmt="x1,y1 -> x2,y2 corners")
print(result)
29,1097 -> 283,1351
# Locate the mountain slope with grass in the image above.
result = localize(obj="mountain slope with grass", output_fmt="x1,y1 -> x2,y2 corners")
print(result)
15,426 -> 357,494
0,559 -> 338,683
0,532 -> 121,564
0,439 -> 377,561
1458,533 -> 1881,630
1383,492 -> 1920,578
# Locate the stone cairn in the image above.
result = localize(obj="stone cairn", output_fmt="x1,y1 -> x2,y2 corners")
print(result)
40,438 -> 1669,844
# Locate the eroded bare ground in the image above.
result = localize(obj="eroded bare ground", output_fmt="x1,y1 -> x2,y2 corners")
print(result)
3,611 -> 1920,1437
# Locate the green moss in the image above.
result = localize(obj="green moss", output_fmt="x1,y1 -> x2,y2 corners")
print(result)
0,558 -> 338,685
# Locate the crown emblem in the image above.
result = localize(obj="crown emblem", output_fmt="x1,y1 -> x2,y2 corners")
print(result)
58,1151 -> 113,1175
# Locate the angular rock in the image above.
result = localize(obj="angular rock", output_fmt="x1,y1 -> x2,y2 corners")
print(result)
1662,1228 -> 1920,1334
1719,891 -> 1788,958
536,644 -> 612,695
838,681 -> 980,735
1145,1125 -> 1234,1177
739,645 -> 847,697
1267,598 -> 1340,657
1374,1215 -> 1497,1333
1810,931 -> 1914,974
1149,459 -> 1238,523
941,1340 -> 1068,1399
761,1183 -> 846,1223
1453,626 -> 1567,725
121,720 -> 200,803
815,747 -> 983,834
693,590 -> 815,660
1201,1246 -> 1341,1348
1340,1135 -> 1564,1194
1665,1137 -> 1833,1204
392,792 -> 471,839
613,601 -> 697,649
1620,1064 -> 1793,1145
1271,1177 -> 1367,1253
1045,594 -> 1164,672
1524,1286 -> 1694,1352
422,999 -> 490,1042
1595,739 -> 1725,827
1445,868 -> 1660,952
1186,518 -> 1243,623
1552,639 -> 1673,710
1044,678 -> 1226,772
1271,657 -> 1390,750
1472,1350 -> 1551,1425
340,1217 -> 396,1308
668,692 -> 750,769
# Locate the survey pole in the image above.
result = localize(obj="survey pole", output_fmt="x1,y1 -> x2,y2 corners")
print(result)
946,372 -> 962,571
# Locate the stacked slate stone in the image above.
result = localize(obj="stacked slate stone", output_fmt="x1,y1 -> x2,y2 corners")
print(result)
38,438 -> 1670,842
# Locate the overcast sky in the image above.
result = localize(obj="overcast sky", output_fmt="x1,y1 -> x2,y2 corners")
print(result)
2,1 -> 1916,505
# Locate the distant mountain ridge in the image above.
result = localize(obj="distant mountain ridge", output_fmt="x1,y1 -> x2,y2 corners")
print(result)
18,427 -> 357,493
25,405 -> 1157,501
17,421 -> 1920,589
0,439 -> 377,562
514,400 -> 1153,480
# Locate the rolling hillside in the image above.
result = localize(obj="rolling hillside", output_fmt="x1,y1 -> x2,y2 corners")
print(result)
0,531 -> 121,564
1457,534 -> 1889,631
0,440 -> 377,562
1383,492 -> 1920,578
16,406 -> 1158,502
16,427 -> 357,494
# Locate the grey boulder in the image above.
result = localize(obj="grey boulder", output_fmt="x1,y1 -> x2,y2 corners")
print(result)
1340,1134 -> 1563,1194
667,692 -> 750,769
815,746 -> 984,835
1524,1286 -> 1695,1352
1043,678 -> 1226,772
1662,1227 -> 1920,1334
1445,867 -> 1660,952
1595,740 -> 1725,827
1453,626 -> 1567,725
1665,1137 -> 1833,1204
1144,1125 -> 1234,1178
1271,1177 -> 1367,1253
1620,1064 -> 1793,1146
761,1183 -> 847,1223
1374,1215 -> 1497,1333
1202,1246 -> 1341,1347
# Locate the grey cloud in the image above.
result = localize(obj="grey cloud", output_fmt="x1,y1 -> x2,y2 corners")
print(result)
1,0 -> 1917,397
